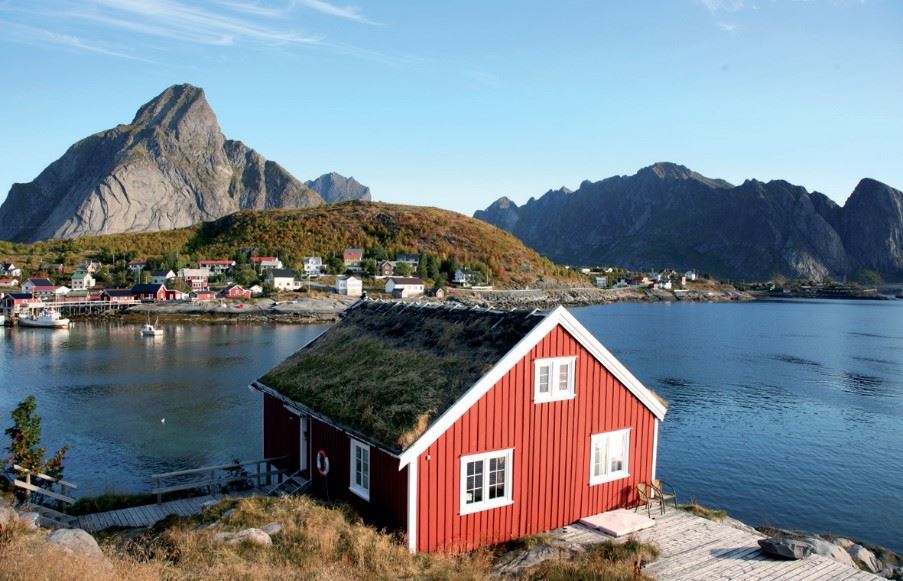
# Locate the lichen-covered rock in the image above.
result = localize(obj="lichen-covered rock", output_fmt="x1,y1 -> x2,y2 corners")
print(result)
802,538 -> 856,568
47,528 -> 103,557
17,512 -> 40,530
213,528 -> 272,546
260,522 -> 282,536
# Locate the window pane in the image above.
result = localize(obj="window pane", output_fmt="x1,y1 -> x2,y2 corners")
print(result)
488,455 -> 506,500
539,365 -> 550,393
466,461 -> 483,504
610,433 -> 626,473
558,363 -> 569,391
593,438 -> 607,476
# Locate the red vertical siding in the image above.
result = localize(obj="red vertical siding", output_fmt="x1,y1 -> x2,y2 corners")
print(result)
308,419 -> 408,533
263,393 -> 300,473
416,324 -> 657,553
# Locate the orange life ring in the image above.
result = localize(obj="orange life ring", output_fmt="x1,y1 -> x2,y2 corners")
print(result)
316,450 -> 330,476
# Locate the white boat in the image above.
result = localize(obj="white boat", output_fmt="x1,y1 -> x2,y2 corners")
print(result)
18,308 -> 70,329
141,317 -> 163,336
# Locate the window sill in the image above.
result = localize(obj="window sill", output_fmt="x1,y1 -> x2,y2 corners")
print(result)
589,472 -> 629,486
459,498 -> 513,516
533,393 -> 576,404
348,484 -> 370,501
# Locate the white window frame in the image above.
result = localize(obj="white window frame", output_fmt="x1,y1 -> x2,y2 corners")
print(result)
589,428 -> 631,485
459,448 -> 514,515
349,438 -> 371,501
533,356 -> 577,403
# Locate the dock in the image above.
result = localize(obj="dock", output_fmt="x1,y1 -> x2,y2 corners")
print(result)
554,506 -> 881,580
77,493 -> 240,532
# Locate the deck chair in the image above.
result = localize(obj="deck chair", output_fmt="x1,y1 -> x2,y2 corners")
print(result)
652,479 -> 677,510
635,482 -> 665,518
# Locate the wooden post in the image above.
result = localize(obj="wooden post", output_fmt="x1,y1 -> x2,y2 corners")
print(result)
25,471 -> 31,506
256,462 -> 262,489
156,476 -> 161,504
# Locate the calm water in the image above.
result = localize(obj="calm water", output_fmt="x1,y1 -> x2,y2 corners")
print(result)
1,300 -> 901,552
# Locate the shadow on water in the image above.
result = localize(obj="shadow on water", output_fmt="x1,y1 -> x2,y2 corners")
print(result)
769,353 -> 822,367
840,371 -> 887,396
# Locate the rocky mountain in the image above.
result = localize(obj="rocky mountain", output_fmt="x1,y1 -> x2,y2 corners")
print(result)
0,84 -> 325,243
305,172 -> 371,203
475,163 -> 903,281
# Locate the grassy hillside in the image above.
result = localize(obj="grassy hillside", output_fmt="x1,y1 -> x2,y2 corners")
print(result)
0,202 -> 572,287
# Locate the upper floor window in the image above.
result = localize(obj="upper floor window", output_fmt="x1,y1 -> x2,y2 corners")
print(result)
534,356 -> 576,403
589,428 -> 630,485
349,439 -> 371,500
460,448 -> 513,515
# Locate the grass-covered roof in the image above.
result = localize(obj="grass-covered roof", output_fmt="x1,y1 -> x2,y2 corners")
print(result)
259,300 -> 546,452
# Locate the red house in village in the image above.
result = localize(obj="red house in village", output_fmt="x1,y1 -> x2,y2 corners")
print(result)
220,285 -> 252,300
252,301 -> 667,554
131,283 -> 168,302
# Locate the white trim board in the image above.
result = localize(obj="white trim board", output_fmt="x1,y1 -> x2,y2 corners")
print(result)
397,306 -> 667,469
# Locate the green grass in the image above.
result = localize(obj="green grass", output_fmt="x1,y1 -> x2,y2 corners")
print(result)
66,493 -> 157,516
526,538 -> 660,581
678,500 -> 727,521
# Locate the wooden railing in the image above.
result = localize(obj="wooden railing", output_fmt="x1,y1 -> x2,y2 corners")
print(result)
12,464 -> 78,506
151,456 -> 287,503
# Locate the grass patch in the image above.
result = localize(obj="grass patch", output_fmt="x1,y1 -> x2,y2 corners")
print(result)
526,538 -> 660,581
679,500 -> 727,521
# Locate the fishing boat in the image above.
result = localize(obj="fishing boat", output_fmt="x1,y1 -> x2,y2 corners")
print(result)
140,316 -> 163,336
18,308 -> 70,329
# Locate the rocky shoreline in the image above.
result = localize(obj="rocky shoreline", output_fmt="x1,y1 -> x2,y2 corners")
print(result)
449,286 -> 753,310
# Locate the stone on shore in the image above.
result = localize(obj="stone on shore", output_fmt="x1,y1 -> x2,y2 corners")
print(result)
47,528 -> 104,557
758,537 -> 814,560
848,543 -> 881,573
213,527 -> 272,546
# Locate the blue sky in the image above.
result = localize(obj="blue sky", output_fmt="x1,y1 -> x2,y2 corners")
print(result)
0,0 -> 900,215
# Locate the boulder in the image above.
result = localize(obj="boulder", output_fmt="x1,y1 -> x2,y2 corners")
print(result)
17,512 -> 40,530
848,544 -> 880,573
260,522 -> 282,536
758,537 -> 814,560
493,543 -> 562,576
47,528 -> 104,557
802,537 -> 856,568
213,528 -> 272,547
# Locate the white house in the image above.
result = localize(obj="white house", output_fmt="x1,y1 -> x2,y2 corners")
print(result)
385,276 -> 425,298
267,268 -> 298,291
249,284 -> 264,297
336,275 -> 363,297
70,271 -> 96,290
128,260 -> 147,275
151,269 -> 176,285
395,253 -> 420,268
78,261 -> 101,274
656,280 -> 673,290
303,256 -> 323,276
453,268 -> 481,287
684,271 -> 698,282
593,276 -> 608,288
1,263 -> 22,278
199,260 -> 236,275
251,257 -> 284,273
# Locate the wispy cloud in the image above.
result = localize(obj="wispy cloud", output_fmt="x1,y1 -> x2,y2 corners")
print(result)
294,0 -> 378,25
2,20 -> 149,60
699,0 -> 745,12
717,21 -> 738,32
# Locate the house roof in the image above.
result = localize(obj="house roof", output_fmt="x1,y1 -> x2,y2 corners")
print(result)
199,260 -> 235,265
251,256 -> 278,262
132,284 -> 165,293
72,272 -> 91,280
103,289 -> 135,297
388,277 -> 424,285
257,301 -> 548,453
128,259 -> 146,265
150,270 -> 173,277
270,268 -> 295,278
27,278 -> 54,286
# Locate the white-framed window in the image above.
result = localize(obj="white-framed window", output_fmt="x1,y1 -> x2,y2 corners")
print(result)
534,356 -> 576,403
589,429 -> 631,485
349,439 -> 371,501
459,448 -> 513,515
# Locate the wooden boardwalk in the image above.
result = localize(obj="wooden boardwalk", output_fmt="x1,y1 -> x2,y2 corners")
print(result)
77,495 -> 221,532
554,507 -> 880,580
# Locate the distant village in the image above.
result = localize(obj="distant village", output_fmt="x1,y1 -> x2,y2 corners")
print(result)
0,248 -> 498,316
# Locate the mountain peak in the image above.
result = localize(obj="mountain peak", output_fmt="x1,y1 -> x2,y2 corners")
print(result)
305,172 -> 372,203
131,83 -> 218,135
638,162 -> 733,189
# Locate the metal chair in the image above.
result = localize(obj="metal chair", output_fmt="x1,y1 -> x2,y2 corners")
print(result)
635,482 -> 665,518
652,479 -> 677,510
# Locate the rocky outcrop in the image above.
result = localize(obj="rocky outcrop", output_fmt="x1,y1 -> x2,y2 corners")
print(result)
475,162 -> 903,281
46,528 -> 104,557
0,84 -> 324,242
305,172 -> 371,203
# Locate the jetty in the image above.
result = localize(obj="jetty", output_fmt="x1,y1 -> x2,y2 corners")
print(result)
554,506 -> 881,580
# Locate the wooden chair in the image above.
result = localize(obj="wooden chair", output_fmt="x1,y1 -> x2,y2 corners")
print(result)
635,482 -> 665,518
652,479 -> 677,510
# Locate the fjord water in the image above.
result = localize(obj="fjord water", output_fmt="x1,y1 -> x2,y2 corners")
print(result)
1,300 -> 901,552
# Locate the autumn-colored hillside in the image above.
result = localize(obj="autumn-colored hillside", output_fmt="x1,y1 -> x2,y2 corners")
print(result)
0,202 -> 572,287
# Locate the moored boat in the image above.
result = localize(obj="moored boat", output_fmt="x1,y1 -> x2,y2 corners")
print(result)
18,308 -> 70,329
141,316 -> 164,336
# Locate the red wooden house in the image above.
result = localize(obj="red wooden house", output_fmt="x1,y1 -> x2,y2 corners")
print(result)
252,301 -> 667,554
220,285 -> 252,300
131,283 -> 168,302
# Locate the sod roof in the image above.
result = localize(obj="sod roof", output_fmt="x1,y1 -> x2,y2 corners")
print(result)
258,300 -> 546,452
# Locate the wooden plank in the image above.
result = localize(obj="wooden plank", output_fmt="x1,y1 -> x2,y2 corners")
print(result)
12,480 -> 76,504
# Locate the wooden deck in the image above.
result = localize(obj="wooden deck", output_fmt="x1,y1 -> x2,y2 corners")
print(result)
77,494 -> 225,532
554,507 -> 880,580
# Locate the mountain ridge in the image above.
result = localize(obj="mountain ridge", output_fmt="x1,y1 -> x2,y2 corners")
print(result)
0,84 -> 327,243
475,163 -> 903,281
